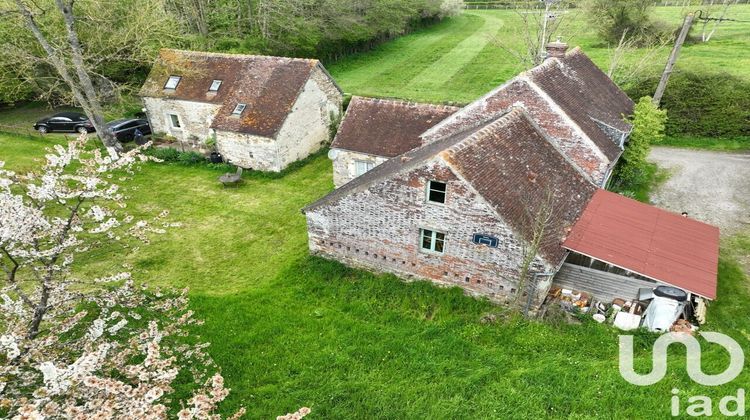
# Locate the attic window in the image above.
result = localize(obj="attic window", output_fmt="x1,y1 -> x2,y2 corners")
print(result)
209,80 -> 222,92
231,103 -> 246,115
164,76 -> 181,89
427,181 -> 447,203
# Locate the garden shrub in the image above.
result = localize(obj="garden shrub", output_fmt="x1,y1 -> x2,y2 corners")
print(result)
609,96 -> 667,198
147,147 -> 181,162
146,148 -> 206,165
625,71 -> 750,138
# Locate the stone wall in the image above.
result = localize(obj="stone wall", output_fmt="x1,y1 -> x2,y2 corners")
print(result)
142,97 -> 220,148
275,66 -> 343,170
306,157 -> 555,305
330,149 -> 389,188
215,131 -> 279,171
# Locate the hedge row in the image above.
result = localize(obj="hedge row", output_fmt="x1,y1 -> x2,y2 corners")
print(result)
625,71 -> 750,138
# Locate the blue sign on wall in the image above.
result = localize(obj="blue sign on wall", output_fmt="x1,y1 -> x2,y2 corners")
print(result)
472,233 -> 499,248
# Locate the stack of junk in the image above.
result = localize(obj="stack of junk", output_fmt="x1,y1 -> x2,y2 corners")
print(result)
544,285 -> 708,334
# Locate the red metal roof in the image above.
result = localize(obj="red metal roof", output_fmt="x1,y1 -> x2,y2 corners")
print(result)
563,189 -> 720,299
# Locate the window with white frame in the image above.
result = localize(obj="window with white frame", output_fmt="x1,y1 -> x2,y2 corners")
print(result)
354,160 -> 374,176
209,79 -> 222,92
168,113 -> 181,128
420,229 -> 446,253
232,103 -> 246,115
426,180 -> 447,203
164,76 -> 181,89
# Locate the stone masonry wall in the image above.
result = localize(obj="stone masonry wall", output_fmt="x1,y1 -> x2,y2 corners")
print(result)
215,131 -> 279,171
275,67 -> 343,170
330,149 -> 389,188
306,157 -> 555,305
142,97 -> 220,147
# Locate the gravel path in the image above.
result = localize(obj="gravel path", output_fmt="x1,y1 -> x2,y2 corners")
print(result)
648,147 -> 750,234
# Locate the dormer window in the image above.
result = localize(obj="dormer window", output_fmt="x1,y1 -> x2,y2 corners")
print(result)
164,76 -> 181,89
231,103 -> 246,115
209,79 -> 222,92
427,180 -> 446,203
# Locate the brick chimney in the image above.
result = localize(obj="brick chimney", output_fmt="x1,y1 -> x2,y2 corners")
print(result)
545,37 -> 568,60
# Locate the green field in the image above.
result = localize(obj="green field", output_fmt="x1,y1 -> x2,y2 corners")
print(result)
3,6 -> 750,419
2,132 -> 749,418
328,7 -> 750,104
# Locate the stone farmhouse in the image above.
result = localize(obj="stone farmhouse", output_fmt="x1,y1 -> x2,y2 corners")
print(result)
304,43 -> 720,311
140,49 -> 343,172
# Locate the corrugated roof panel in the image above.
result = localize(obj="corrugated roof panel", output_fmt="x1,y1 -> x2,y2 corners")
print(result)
563,189 -> 720,299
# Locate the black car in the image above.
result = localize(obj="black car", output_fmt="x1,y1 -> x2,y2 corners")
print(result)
106,119 -> 152,142
34,112 -> 94,134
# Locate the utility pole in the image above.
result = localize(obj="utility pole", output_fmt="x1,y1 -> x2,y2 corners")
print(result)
653,13 -> 695,106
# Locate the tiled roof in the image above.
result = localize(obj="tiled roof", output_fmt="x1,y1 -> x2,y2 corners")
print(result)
306,108 -> 596,264
331,97 -> 459,157
528,48 -> 634,159
421,48 -> 633,162
139,49 -> 325,138
443,109 -> 597,262
564,189 -> 719,299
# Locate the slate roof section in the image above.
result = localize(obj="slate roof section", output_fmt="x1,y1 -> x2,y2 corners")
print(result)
563,189 -> 719,299
528,48 -> 634,159
139,49 -> 332,138
331,97 -> 459,157
306,108 -> 597,264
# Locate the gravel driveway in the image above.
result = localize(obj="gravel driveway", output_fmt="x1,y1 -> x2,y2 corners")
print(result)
648,147 -> 750,234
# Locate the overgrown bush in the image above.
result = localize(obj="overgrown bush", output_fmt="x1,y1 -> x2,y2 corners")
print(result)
147,147 -> 206,165
626,71 -> 750,137
609,96 -> 667,197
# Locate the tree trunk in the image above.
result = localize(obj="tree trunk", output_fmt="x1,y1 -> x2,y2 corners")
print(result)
15,0 -> 122,158
55,0 -> 123,157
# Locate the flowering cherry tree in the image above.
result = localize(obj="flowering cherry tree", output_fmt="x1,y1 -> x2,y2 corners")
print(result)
0,136 -> 307,418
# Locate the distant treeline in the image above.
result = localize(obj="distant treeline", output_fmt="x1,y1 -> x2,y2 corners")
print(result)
0,0 -> 462,104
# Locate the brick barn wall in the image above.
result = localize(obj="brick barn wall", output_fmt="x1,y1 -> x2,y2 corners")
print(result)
422,78 -> 610,185
305,157 -> 554,304
330,149 -> 389,188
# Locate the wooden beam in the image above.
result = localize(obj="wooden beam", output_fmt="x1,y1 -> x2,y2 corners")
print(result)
653,13 -> 695,106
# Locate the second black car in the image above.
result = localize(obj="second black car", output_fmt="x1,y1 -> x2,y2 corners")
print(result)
106,119 -> 152,142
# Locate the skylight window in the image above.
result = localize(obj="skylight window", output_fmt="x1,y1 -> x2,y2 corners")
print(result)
164,76 -> 181,89
232,103 -> 246,115
209,79 -> 222,92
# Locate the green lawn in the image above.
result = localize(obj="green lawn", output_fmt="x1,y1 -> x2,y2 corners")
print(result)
2,132 -> 749,418
3,6 -> 750,418
328,6 -> 750,104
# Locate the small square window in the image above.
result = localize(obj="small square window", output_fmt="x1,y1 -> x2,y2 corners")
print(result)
164,76 -> 181,89
420,229 -> 445,253
232,103 -> 247,115
209,79 -> 222,92
354,160 -> 375,176
427,181 -> 447,203
168,114 -> 181,128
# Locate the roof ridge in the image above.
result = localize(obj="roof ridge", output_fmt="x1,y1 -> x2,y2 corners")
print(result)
159,48 -> 319,64
443,108 -> 523,156
353,95 -> 460,111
